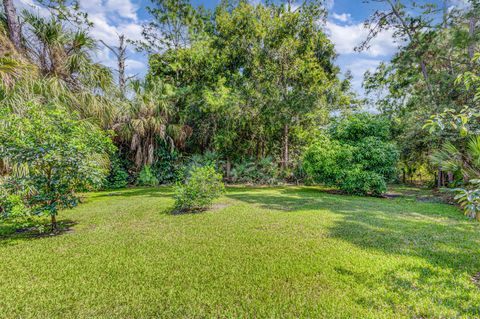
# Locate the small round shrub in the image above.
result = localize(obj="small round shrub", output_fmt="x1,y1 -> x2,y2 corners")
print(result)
174,165 -> 225,212
0,190 -> 44,231
339,169 -> 387,196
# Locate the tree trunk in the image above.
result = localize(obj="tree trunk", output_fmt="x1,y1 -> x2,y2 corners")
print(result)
437,170 -> 442,188
282,124 -> 289,169
51,214 -> 57,232
100,34 -> 127,96
447,171 -> 454,184
469,16 -> 476,60
118,35 -> 127,96
3,0 -> 22,51
226,158 -> 231,181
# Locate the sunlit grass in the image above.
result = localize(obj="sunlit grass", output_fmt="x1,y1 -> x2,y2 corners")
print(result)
1,186 -> 479,318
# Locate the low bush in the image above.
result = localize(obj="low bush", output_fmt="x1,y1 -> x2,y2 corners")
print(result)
137,165 -> 159,186
174,165 -> 225,212
450,179 -> 480,221
0,191 -> 35,229
230,157 -> 279,185
339,169 -> 387,196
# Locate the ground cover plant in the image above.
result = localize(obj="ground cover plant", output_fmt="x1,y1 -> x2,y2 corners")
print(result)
1,186 -> 479,318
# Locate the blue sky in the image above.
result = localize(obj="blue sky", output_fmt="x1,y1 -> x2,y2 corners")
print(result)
15,0 -> 464,96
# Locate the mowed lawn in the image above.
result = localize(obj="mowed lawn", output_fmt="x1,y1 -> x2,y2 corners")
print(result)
1,187 -> 480,318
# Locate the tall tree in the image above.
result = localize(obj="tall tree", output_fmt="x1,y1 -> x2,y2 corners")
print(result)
146,0 -> 345,170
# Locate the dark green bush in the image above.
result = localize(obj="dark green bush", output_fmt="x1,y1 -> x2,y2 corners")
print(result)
354,137 -> 399,181
303,114 -> 398,196
330,112 -> 391,142
153,144 -> 182,184
103,155 -> 129,189
174,165 -> 225,212
339,169 -> 387,196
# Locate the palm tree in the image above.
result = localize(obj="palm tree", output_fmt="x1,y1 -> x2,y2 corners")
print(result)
114,79 -> 192,169
431,136 -> 480,184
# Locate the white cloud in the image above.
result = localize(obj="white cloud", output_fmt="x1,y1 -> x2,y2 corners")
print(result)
106,0 -> 138,21
126,59 -> 145,71
76,0 -> 145,75
347,58 -> 383,88
15,0 -> 50,17
326,21 -> 396,57
78,0 -> 142,45
117,23 -> 143,42
331,12 -> 351,23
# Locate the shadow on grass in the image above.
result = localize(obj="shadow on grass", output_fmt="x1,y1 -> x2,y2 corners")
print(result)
0,219 -> 78,246
228,187 -> 480,315
227,187 -> 480,271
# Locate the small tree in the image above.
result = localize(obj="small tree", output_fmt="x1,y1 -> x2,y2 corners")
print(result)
173,165 -> 225,212
0,103 -> 114,231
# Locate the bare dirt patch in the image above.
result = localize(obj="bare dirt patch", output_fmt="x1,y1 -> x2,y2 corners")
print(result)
472,272 -> 480,288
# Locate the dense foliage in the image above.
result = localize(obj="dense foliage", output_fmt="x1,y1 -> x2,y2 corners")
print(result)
303,114 -> 398,196
0,104 -> 113,230
362,0 -> 480,185
142,0 -> 353,171
173,165 -> 224,212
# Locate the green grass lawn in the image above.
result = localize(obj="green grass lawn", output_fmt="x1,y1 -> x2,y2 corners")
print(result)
1,186 -> 480,318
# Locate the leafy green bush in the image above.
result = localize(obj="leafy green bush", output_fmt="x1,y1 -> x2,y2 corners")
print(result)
137,165 -> 159,186
103,155 -> 129,189
0,192 -> 35,230
329,112 -> 391,142
354,137 -> 398,180
303,114 -> 398,196
154,144 -> 181,184
303,136 -> 354,186
174,165 -> 225,212
339,169 -> 387,196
